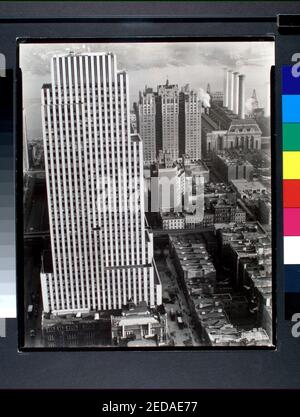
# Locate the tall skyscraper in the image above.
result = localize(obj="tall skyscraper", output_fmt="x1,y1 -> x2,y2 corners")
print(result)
135,87 -> 157,164
157,80 -> 179,161
41,52 -> 162,315
136,81 -> 202,163
179,87 -> 202,160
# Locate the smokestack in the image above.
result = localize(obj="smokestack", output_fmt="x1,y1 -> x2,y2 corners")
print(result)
223,68 -> 228,107
238,74 -> 245,119
233,72 -> 239,114
227,70 -> 233,110
229,71 -> 235,111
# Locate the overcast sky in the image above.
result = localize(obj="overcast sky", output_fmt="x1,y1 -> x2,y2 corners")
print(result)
20,41 -> 274,140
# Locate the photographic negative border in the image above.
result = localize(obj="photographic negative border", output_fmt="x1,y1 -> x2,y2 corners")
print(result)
16,34 -> 277,352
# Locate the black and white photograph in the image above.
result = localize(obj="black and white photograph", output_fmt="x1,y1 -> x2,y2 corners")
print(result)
20,40 -> 275,349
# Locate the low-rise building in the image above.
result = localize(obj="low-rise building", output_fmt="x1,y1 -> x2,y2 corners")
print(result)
244,264 -> 273,338
209,197 -> 246,224
201,102 -> 262,157
111,301 -> 168,346
42,311 -> 111,348
258,196 -> 272,225
150,155 -> 185,213
214,221 -> 273,339
184,211 -> 214,229
190,293 -> 270,346
213,151 -> 254,183
169,235 -> 216,298
183,155 -> 210,184
161,212 -> 185,230
210,90 -> 224,105
204,182 -> 236,202
231,179 -> 267,200
168,229 -> 272,346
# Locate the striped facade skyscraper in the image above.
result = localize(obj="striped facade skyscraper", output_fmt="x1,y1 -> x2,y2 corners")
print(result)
179,86 -> 202,160
157,80 -> 179,161
135,88 -> 157,164
40,52 -> 162,315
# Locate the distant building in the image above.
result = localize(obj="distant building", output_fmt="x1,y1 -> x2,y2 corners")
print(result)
204,182 -> 236,202
213,151 -> 254,183
160,212 -> 185,230
247,89 -> 259,116
42,311 -> 111,348
258,196 -> 272,225
130,111 -> 138,133
210,91 -> 224,105
135,88 -> 157,164
157,80 -> 180,160
183,155 -> 210,184
215,221 -> 271,288
150,153 -> 185,213
254,112 -> 271,150
201,93 -> 263,157
215,221 -> 266,269
227,118 -> 262,151
135,81 -> 203,163
111,301 -> 168,346
231,179 -> 267,199
184,211 -> 214,229
234,206 -> 247,223
169,235 -> 216,296
228,240 -> 258,287
204,130 -> 228,156
209,197 -> 246,224
244,265 -> 272,338
179,86 -> 202,160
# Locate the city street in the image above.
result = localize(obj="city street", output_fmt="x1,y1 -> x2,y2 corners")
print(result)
155,254 -> 202,347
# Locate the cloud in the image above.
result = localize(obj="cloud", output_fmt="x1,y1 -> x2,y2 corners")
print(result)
20,41 -> 274,76
20,41 -> 274,140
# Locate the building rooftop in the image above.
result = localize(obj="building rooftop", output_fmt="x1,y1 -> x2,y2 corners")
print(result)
228,118 -> 262,135
231,179 -> 266,190
204,182 -> 235,195
161,212 -> 185,220
184,159 -> 209,175
216,150 -> 254,167
170,235 -> 216,291
111,301 -> 165,328
215,221 -> 265,235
